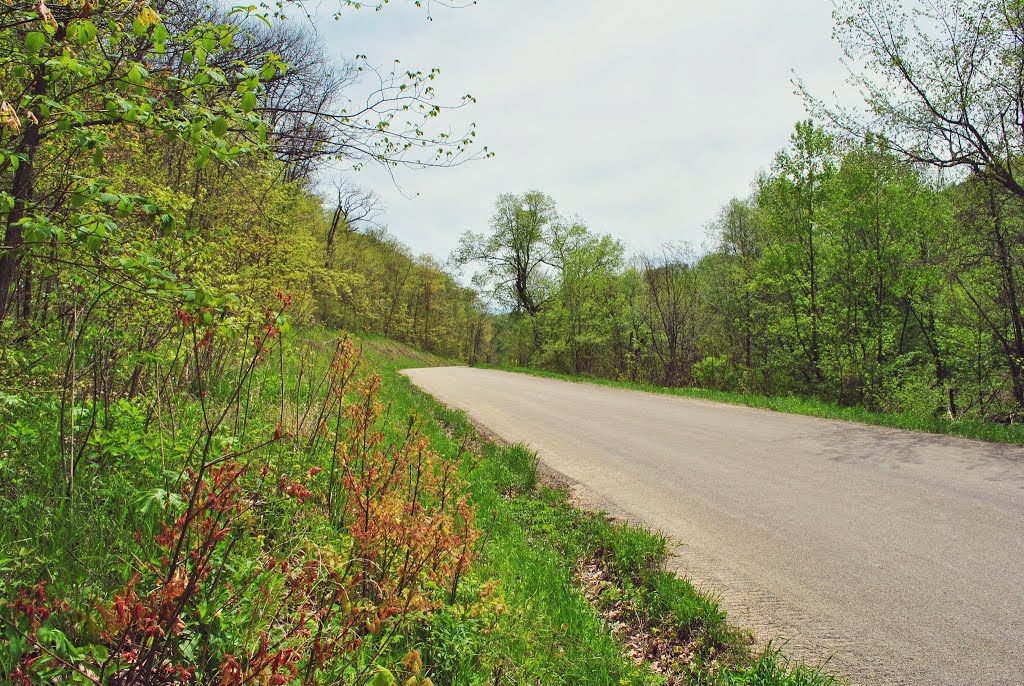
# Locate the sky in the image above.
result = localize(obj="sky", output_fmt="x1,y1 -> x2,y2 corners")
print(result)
307,1 -> 858,261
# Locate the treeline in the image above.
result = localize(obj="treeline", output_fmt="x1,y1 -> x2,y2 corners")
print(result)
325,228 -> 494,361
457,0 -> 1024,424
464,126 -> 1024,421
0,0 -> 490,362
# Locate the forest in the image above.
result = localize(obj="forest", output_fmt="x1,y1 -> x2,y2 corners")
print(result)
455,1 -> 1024,426
465,126 -> 1024,423
2,0 -> 1022,684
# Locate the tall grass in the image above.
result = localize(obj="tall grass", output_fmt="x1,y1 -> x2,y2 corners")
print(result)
1,326 -> 842,685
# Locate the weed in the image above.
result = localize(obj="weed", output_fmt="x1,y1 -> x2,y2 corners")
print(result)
1,326 -> 843,686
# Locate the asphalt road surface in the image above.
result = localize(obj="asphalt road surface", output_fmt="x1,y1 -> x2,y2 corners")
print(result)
402,367 -> 1024,686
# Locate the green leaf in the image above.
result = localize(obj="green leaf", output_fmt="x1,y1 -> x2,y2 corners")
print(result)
371,668 -> 396,686
196,145 -> 211,168
136,488 -> 182,514
211,117 -> 228,137
240,91 -> 257,113
127,65 -> 146,85
25,32 -> 46,53
73,20 -> 98,45
23,220 -> 54,243
153,24 -> 169,51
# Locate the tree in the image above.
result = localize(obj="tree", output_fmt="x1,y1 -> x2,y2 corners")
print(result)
324,178 -> 383,264
0,0 -> 282,322
636,246 -> 703,386
161,0 -> 358,182
815,0 -> 1024,411
947,178 -> 1024,409
0,0 -> 487,325
817,0 -> 1024,201
705,197 -> 762,372
757,121 -> 837,386
453,191 -> 559,316
544,223 -> 624,374
819,140 -> 937,406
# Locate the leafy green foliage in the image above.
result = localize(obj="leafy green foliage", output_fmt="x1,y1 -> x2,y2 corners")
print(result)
480,125 -> 1024,430
0,2 -> 499,684
0,327 -> 478,685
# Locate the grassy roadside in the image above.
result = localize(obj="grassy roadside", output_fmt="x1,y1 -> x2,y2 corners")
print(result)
478,364 -> 1024,446
0,326 -> 839,686
368,339 -> 841,685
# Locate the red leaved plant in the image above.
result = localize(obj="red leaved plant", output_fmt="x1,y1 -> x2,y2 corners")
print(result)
2,334 -> 477,685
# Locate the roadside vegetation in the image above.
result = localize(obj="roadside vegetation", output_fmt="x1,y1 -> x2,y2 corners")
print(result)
2,324 -> 840,685
338,336 -> 842,686
1,0 -> 1017,683
457,1 -> 1024,436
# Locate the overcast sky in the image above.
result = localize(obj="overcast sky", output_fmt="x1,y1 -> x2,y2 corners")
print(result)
309,1 -> 856,260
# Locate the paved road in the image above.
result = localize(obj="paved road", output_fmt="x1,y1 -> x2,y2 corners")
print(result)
402,367 -> 1024,686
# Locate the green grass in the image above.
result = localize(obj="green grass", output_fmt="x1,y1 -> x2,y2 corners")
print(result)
0,328 -> 841,686
365,337 -> 840,685
481,363 -> 1024,446
703,645 -> 840,686
359,338 -> 655,684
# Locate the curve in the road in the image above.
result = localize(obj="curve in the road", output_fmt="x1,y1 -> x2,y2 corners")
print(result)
402,366 -> 1024,686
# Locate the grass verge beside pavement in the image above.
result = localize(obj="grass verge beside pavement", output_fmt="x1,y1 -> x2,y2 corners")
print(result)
370,340 -> 841,685
480,363 -> 1024,446
0,324 -> 838,686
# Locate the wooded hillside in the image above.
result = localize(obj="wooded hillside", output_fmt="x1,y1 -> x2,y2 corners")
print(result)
467,127 -> 1024,422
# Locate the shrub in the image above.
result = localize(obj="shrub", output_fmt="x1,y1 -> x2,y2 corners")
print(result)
1,332 -> 477,686
693,356 -> 740,392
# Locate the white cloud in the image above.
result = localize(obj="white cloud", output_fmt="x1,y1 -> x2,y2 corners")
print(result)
311,1 -> 857,262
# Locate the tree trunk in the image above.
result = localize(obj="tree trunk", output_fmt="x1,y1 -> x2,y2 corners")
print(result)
989,188 -> 1024,408
0,73 -> 44,323
807,179 -> 823,384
